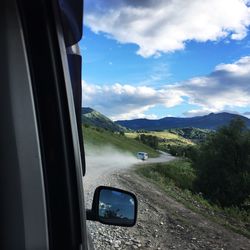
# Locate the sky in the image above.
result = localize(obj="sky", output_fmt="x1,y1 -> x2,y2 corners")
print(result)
80,0 -> 250,121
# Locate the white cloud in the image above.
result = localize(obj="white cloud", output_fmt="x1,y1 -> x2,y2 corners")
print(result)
82,81 -> 182,120
183,109 -> 216,117
175,56 -> 250,112
110,106 -> 158,121
85,0 -> 250,57
82,56 -> 250,119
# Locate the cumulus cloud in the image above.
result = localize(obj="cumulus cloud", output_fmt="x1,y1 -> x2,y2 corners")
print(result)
85,0 -> 250,57
82,81 -> 183,120
175,56 -> 250,112
82,56 -> 250,119
183,109 -> 215,117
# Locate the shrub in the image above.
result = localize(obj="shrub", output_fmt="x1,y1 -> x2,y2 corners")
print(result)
119,131 -> 125,136
137,134 -> 159,149
194,118 -> 250,207
167,144 -> 199,161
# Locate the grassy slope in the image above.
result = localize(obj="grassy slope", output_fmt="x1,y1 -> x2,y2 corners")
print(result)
83,126 -> 159,158
126,131 -> 193,143
136,160 -> 250,238
125,131 -> 194,151
82,109 -> 126,132
168,128 -> 212,140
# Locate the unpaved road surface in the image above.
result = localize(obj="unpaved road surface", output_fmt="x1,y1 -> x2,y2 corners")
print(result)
145,151 -> 175,164
84,150 -> 174,192
84,152 -> 250,250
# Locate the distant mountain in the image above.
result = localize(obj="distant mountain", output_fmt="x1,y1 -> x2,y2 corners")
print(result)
116,112 -> 250,130
82,107 -> 126,132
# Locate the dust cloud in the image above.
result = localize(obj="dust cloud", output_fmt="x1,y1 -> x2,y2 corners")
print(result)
83,144 -> 140,189
85,144 -> 139,172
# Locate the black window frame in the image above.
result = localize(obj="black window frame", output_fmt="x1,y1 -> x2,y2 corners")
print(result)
17,1 -> 86,249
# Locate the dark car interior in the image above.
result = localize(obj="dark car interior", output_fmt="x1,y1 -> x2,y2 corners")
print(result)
0,0 -> 137,249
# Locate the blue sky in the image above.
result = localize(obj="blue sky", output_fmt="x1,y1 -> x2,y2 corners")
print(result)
80,0 -> 250,120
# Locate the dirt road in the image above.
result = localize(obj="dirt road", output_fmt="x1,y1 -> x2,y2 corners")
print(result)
144,150 -> 175,164
84,151 -> 250,250
83,149 -> 174,192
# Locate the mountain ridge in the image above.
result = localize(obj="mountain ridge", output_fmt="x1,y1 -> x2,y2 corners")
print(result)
116,112 -> 250,130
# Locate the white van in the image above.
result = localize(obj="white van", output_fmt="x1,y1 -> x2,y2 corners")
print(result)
137,152 -> 148,161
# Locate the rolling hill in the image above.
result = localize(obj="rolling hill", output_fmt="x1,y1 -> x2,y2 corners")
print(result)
116,112 -> 250,130
82,107 -> 126,132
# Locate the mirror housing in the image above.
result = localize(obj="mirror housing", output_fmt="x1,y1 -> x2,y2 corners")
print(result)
87,186 -> 137,227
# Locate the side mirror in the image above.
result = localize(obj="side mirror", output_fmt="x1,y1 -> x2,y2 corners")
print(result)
87,186 -> 137,227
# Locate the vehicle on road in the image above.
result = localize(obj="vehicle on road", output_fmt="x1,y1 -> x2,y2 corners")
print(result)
0,1 -> 137,249
137,152 -> 149,161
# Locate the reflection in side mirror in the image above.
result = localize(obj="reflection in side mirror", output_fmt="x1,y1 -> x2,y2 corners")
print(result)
99,188 -> 136,226
87,186 -> 137,227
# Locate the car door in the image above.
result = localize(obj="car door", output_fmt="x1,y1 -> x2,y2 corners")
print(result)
0,0 -> 87,249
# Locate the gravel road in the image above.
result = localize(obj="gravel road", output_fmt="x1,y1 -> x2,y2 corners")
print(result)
83,150 -> 250,250
83,148 -> 174,193
144,150 -> 175,164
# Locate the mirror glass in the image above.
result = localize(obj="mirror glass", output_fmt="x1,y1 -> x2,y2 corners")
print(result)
98,189 -> 136,226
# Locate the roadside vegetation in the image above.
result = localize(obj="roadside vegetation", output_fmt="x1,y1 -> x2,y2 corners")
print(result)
126,130 -> 196,156
82,125 -> 159,158
136,159 -> 250,238
136,118 -> 250,238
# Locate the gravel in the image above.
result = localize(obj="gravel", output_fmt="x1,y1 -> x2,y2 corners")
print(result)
84,169 -> 250,250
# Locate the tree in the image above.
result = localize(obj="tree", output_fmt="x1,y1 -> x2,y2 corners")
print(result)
138,134 -> 159,149
194,118 -> 250,207
119,131 -> 125,136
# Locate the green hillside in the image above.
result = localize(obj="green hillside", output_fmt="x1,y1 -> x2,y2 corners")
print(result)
126,130 -> 194,147
167,128 -> 213,142
82,126 -> 159,158
82,107 -> 126,132
125,130 -> 198,156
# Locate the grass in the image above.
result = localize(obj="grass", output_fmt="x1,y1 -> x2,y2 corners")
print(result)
125,131 -> 194,153
136,159 -> 250,238
137,159 -> 195,190
126,131 -> 193,143
83,126 -> 159,158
